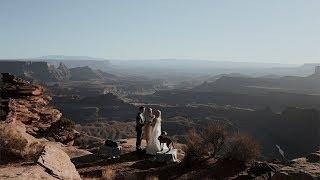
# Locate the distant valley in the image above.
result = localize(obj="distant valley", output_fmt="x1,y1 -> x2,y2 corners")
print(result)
1,58 -> 320,159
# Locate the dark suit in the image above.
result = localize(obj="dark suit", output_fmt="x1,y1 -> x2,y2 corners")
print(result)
136,112 -> 144,150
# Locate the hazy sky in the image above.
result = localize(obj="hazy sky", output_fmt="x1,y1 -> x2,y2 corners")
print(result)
1,0 -> 320,63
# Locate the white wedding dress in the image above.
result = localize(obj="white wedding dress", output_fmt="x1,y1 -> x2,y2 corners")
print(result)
146,117 -> 162,155
144,109 -> 154,143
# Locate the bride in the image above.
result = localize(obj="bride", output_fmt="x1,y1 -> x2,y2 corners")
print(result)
145,110 -> 162,155
144,108 -> 154,144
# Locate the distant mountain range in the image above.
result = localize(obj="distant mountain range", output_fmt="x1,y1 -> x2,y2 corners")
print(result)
2,56 -> 320,82
34,55 -> 108,61
28,55 -> 112,71
194,65 -> 320,95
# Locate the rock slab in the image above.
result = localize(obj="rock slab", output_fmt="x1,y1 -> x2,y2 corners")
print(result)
0,165 -> 56,180
37,144 -> 81,180
272,157 -> 320,180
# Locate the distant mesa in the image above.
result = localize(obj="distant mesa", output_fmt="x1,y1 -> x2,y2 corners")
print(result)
0,60 -> 116,82
70,66 -> 101,81
35,55 -> 108,61
0,61 -> 70,82
34,55 -> 111,70
310,66 -> 320,77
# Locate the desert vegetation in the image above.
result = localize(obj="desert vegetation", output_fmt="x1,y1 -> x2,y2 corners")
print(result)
74,121 -> 135,149
225,134 -> 261,162
184,122 -> 261,165
0,124 -> 44,162
42,117 -> 78,144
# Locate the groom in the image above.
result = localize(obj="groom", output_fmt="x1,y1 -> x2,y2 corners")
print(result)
136,106 -> 145,151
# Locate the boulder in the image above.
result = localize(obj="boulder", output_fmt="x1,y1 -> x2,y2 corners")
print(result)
37,144 -> 81,180
306,151 -> 320,163
154,149 -> 178,163
272,157 -> 320,180
248,162 -> 279,178
59,144 -> 92,159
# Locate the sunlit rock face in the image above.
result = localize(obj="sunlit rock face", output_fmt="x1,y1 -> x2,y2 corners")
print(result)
1,73 -> 61,134
0,73 -> 77,143
0,73 -> 81,179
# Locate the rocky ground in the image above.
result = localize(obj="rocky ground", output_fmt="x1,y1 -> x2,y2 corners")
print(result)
73,138 -> 320,179
73,138 -> 186,179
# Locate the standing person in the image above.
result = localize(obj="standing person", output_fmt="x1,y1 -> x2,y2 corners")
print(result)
144,108 -> 155,144
136,106 -> 145,151
146,110 -> 162,155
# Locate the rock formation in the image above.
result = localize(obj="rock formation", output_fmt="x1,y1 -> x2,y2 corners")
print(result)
233,152 -> 320,179
315,66 -> 320,75
69,66 -> 101,81
50,62 -> 71,81
0,73 -> 81,179
272,153 -> 320,179
37,144 -> 81,179
1,73 -> 60,134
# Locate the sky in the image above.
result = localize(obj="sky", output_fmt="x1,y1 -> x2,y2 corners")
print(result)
0,0 -> 320,63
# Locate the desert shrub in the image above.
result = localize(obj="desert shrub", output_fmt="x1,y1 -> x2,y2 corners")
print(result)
225,134 -> 261,162
0,126 -> 28,155
42,117 -> 77,144
183,129 -> 205,163
47,117 -> 75,132
0,125 -> 44,161
102,168 -> 116,179
184,122 -> 230,163
202,122 -> 229,157
24,141 -> 44,161
76,121 -> 135,140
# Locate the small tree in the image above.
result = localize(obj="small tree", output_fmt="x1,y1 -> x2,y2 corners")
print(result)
202,122 -> 229,158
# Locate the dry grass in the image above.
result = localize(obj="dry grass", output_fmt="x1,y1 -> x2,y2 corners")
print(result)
0,125 -> 44,162
0,125 -> 28,156
26,141 -> 44,161
102,168 -> 116,179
